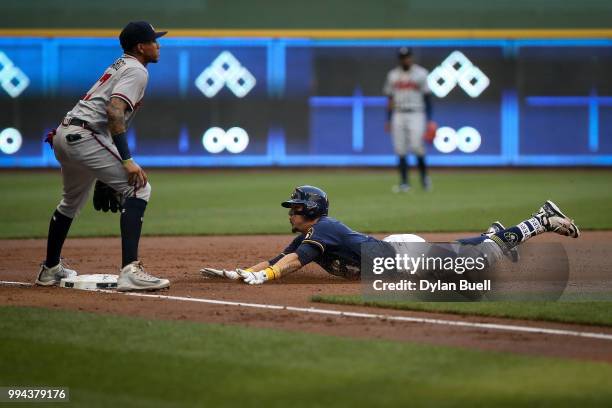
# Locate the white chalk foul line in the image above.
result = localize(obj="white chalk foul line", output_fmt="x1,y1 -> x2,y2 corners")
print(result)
116,290 -> 612,341
3,280 -> 612,341
0,281 -> 34,287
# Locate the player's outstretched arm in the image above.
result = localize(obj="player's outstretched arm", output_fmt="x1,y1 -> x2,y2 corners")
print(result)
247,261 -> 271,272
237,253 -> 303,285
273,253 -> 303,276
200,267 -> 241,280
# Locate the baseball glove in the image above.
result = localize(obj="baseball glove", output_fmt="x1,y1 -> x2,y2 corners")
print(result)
423,120 -> 438,144
93,180 -> 121,213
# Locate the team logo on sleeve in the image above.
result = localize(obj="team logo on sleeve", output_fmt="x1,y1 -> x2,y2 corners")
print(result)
504,231 -> 519,244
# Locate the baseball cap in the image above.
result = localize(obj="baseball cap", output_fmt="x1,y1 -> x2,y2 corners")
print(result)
398,47 -> 413,57
119,21 -> 167,51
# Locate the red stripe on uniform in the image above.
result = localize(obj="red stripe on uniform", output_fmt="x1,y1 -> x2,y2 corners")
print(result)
110,93 -> 135,110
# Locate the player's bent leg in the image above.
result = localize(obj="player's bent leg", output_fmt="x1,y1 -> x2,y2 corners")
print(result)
111,183 -> 168,291
484,200 -> 580,254
93,163 -> 151,247
481,221 -> 520,262
87,149 -> 168,290
455,235 -> 506,264
39,147 -> 93,284
56,156 -> 97,220
461,200 -> 579,265
42,209 -> 73,267
41,190 -> 91,285
86,148 -> 152,263
120,196 -> 148,267
131,181 -> 152,202
114,188 -> 169,291
114,182 -> 151,266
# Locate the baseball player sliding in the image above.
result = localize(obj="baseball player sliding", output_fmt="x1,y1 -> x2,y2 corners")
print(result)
384,47 -> 434,192
202,185 -> 580,288
36,21 -> 169,291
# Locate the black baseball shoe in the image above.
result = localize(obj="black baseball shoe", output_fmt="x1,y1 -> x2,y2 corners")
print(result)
533,200 -> 580,238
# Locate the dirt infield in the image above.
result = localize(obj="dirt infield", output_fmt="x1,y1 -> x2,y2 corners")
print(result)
2,232 -> 612,363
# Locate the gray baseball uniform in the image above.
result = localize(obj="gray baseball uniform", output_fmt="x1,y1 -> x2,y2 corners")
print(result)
383,64 -> 430,156
54,54 -> 151,219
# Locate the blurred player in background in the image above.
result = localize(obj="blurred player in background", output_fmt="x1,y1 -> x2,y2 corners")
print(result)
384,47 -> 434,192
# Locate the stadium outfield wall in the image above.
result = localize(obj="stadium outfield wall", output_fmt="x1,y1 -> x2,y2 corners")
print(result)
2,0 -> 612,29
0,29 -> 611,167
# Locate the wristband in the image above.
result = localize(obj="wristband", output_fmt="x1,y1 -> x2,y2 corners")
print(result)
111,131 -> 132,161
263,265 -> 281,281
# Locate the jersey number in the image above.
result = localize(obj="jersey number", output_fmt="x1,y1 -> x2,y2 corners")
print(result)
82,73 -> 112,101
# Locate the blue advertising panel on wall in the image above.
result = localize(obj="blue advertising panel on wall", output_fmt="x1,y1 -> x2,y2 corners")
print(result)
0,37 -> 610,167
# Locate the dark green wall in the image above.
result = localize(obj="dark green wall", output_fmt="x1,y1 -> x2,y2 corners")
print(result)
3,0 -> 612,29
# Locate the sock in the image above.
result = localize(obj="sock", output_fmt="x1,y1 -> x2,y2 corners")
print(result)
121,197 -> 147,267
517,216 -> 546,239
491,217 -> 546,250
45,210 -> 73,268
398,156 -> 408,185
417,155 -> 427,184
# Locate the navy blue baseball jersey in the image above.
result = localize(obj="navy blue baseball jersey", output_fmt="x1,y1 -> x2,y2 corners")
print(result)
274,216 -> 394,279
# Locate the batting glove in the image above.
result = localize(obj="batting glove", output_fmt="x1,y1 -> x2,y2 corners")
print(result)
236,269 -> 268,285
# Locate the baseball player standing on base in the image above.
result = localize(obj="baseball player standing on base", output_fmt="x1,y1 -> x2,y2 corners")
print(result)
36,21 -> 170,291
384,47 -> 433,193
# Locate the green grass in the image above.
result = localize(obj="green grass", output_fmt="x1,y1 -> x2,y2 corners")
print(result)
0,169 -> 611,238
312,295 -> 612,326
1,306 -> 612,407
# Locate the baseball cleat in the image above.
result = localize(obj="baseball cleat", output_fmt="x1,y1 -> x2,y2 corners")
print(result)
117,261 -> 170,292
534,200 -> 580,238
481,221 -> 520,263
392,184 -> 410,193
35,262 -> 78,286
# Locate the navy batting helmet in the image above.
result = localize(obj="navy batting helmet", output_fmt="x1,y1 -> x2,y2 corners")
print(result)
281,185 -> 329,218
